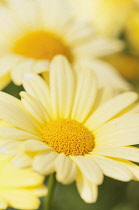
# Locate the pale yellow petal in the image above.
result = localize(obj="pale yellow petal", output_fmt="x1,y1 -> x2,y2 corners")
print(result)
20,91 -> 50,124
0,190 -> 40,210
71,156 -> 103,184
0,156 -> 44,187
93,146 -> 139,163
0,127 -> 41,140
12,153 -> 33,168
91,155 -> 133,181
79,59 -> 131,91
0,55 -> 21,76
33,151 -> 58,175
0,140 -> 22,154
0,198 -> 8,210
23,73 -> 51,114
11,59 -> 35,85
71,69 -> 97,122
55,153 -> 77,184
8,0 -> 41,29
94,114 -> 139,147
33,60 -> 49,73
0,92 -> 41,135
0,73 -> 11,90
24,140 -> 51,152
111,158 -> 139,181
76,171 -> 98,203
50,55 -> 75,119
85,92 -> 138,130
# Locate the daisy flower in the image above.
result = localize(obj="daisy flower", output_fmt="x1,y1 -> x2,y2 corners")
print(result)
0,0 -> 130,91
69,0 -> 134,37
0,56 -> 139,203
0,154 -> 46,210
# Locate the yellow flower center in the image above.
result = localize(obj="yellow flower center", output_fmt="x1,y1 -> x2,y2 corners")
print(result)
13,31 -> 73,62
41,119 -> 94,156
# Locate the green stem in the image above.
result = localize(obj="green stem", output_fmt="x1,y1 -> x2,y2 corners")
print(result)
43,174 -> 56,210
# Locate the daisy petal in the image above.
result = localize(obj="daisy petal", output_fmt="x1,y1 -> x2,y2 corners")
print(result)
55,153 -> 77,184
112,158 -> 139,180
24,140 -> 51,152
0,55 -> 21,77
11,59 -> 35,85
0,92 -> 41,135
50,55 -> 75,119
0,127 -> 41,140
20,91 -> 50,124
71,156 -> 103,184
1,190 -> 40,210
93,146 -> 139,163
8,0 -> 40,29
94,114 -> 139,147
23,73 -> 51,112
0,73 -> 11,90
71,69 -> 97,122
76,171 -> 98,203
91,155 -> 133,181
33,151 -> 58,175
85,92 -> 138,130
0,158 -> 44,187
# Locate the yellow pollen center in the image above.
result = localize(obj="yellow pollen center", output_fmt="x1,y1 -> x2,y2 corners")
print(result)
13,31 -> 73,62
41,119 -> 94,156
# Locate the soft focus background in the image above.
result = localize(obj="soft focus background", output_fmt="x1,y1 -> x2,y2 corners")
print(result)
2,0 -> 139,209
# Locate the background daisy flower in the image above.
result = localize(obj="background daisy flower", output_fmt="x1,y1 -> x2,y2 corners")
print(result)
0,0 -> 130,91
0,154 -> 46,210
69,0 -> 139,82
0,56 -> 139,203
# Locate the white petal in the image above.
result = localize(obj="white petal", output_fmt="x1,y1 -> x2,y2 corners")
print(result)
33,151 -> 58,175
50,55 -> 75,119
71,68 -> 97,122
0,92 -> 41,135
91,155 -> 133,181
85,92 -> 138,130
71,156 -> 103,184
76,171 -> 98,203
55,153 -> 77,184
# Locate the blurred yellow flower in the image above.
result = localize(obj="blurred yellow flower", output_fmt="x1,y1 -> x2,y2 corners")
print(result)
0,154 -> 46,210
69,0 -> 139,80
104,53 -> 139,80
126,7 -> 139,54
0,0 -> 129,91
0,56 -> 139,203
69,0 -> 134,37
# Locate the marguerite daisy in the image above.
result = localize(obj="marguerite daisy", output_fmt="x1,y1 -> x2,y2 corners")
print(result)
0,0 -> 130,91
0,56 -> 139,203
0,154 -> 46,210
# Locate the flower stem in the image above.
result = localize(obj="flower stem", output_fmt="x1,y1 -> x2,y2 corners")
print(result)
43,173 -> 56,210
